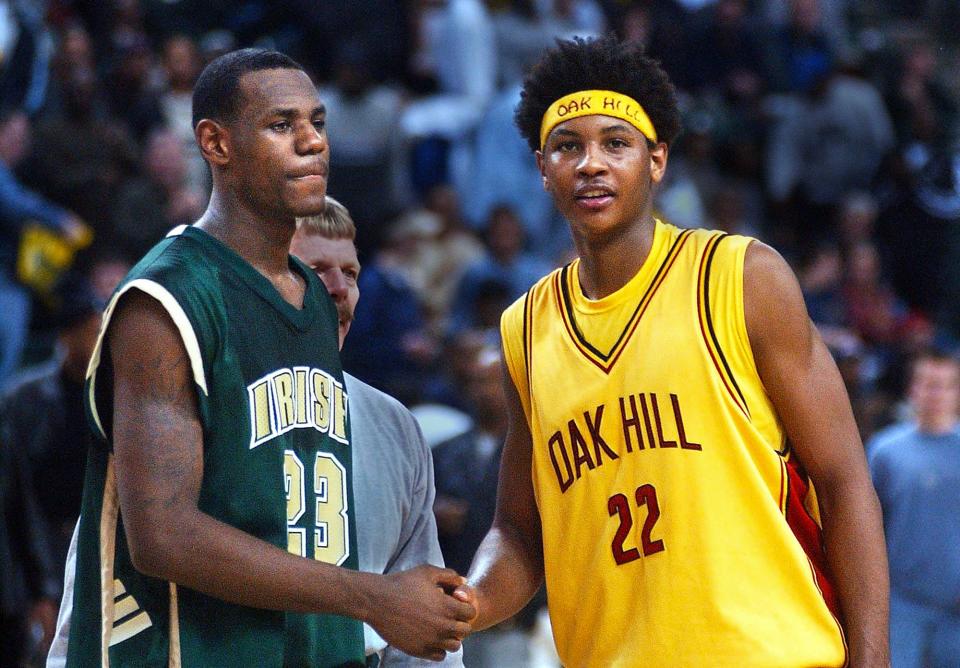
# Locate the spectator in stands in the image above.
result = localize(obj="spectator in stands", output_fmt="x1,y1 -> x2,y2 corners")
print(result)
0,107 -> 88,383
433,345 -> 531,666
0,272 -> 103,571
319,39 -> 405,253
22,61 -> 138,231
1,416 -> 60,667
842,240 -> 910,352
761,0 -> 836,94
876,145 -> 960,338
150,33 -> 205,190
869,349 -> 960,667
449,204 -> 552,334
379,187 -> 483,332
401,0 -> 496,197
463,77 -> 562,259
339,222 -> 434,406
884,37 -> 957,149
0,0 -> 51,114
105,34 -> 160,140
111,127 -> 204,258
682,0 -> 765,97
766,63 -> 894,243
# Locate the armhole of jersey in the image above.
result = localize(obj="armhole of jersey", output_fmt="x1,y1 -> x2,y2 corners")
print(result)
500,292 -> 532,424
727,236 -> 759,383
86,278 -> 209,440
701,234 -> 753,420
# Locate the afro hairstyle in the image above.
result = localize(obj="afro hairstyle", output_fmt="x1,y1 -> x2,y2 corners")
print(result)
515,34 -> 681,152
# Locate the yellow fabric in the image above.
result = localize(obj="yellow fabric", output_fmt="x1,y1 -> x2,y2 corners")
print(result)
539,89 -> 657,149
16,221 -> 92,298
500,220 -> 847,667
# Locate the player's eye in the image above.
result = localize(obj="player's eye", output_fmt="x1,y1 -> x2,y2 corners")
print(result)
271,121 -> 291,132
312,119 -> 326,132
608,138 -> 628,148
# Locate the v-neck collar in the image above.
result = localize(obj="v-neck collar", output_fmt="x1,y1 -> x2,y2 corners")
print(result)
181,225 -> 319,332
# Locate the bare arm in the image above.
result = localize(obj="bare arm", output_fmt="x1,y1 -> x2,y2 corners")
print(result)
110,290 -> 473,660
744,243 -> 889,667
458,348 -> 544,630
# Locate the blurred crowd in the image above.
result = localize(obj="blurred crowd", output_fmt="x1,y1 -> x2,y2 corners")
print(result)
1,0 -> 959,665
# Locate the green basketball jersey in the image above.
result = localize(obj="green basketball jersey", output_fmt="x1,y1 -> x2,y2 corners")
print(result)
67,225 -> 365,667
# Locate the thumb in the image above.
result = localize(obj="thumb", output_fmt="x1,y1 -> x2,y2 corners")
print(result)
452,586 -> 472,603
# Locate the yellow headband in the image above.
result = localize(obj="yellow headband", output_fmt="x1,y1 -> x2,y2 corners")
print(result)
539,89 -> 657,149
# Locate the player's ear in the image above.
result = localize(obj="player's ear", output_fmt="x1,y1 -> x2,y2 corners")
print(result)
195,119 -> 230,167
649,142 -> 669,185
536,150 -> 551,193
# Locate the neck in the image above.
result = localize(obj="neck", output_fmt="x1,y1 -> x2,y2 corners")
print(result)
196,186 -> 296,277
917,414 -> 958,435
574,214 -> 656,300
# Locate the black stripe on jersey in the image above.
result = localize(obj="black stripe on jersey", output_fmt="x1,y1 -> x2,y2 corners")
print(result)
560,230 -> 693,363
701,234 -> 750,417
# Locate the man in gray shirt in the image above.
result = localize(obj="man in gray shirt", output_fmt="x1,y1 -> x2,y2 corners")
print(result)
48,198 -> 463,667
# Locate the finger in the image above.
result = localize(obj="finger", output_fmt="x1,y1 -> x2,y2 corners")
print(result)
446,597 -> 478,622
433,568 -> 467,589
441,638 -> 462,653
452,585 -> 472,602
449,621 -> 472,640
423,647 -> 447,662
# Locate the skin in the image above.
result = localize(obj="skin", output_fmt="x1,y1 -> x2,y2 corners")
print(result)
108,67 -> 473,661
289,231 -> 359,348
457,112 -> 890,666
909,358 -> 960,435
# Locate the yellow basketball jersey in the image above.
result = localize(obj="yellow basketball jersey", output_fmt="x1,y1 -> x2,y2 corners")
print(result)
500,221 -> 847,667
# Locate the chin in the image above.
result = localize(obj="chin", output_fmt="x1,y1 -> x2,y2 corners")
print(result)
291,194 -> 327,217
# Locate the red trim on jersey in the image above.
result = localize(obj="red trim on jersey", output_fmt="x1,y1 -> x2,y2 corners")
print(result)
783,455 -> 842,621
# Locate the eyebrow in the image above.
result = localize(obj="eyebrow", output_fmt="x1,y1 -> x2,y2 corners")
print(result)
268,104 -> 326,118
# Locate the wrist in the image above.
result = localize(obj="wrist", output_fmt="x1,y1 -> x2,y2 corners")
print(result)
341,569 -> 379,625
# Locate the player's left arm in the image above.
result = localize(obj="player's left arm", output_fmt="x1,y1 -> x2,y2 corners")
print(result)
743,241 -> 889,668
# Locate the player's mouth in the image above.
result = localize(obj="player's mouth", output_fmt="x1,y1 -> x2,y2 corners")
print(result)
574,186 -> 615,210
288,163 -> 329,182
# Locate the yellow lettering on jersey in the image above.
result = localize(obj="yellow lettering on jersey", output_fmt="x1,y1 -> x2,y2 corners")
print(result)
331,381 -> 348,444
547,392 -> 704,492
247,367 -> 350,448
274,369 -> 296,431
294,367 -> 310,426
249,380 -> 274,447
312,370 -> 331,432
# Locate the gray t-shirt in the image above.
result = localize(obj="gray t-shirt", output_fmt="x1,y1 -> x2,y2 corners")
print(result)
48,373 -> 463,667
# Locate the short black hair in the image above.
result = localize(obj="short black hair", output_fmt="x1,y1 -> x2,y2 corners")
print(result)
191,48 -> 306,128
515,34 -> 681,152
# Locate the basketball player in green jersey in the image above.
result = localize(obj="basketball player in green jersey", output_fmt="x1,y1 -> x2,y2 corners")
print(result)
454,36 -> 889,667
66,49 -> 473,667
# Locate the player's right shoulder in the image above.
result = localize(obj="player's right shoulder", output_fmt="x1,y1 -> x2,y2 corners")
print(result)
500,266 -> 562,336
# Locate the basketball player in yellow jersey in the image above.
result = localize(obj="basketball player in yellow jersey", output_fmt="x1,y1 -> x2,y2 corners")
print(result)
453,35 -> 890,667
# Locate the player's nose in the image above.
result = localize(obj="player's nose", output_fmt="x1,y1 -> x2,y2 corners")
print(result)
577,140 -> 608,176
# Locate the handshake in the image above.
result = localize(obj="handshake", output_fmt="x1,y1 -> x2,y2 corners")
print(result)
362,565 -> 479,662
